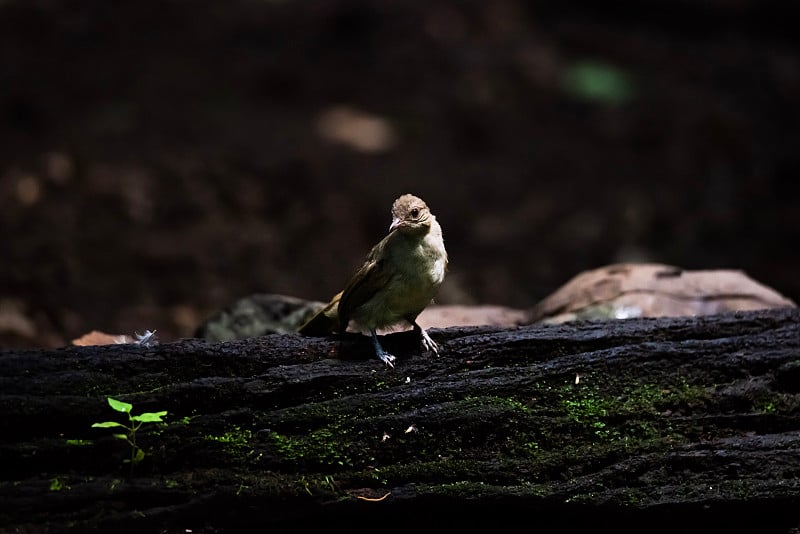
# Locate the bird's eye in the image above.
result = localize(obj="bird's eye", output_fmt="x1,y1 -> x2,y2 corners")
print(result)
410,208 -> 420,218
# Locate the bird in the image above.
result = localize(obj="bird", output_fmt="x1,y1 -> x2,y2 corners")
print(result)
298,193 -> 448,367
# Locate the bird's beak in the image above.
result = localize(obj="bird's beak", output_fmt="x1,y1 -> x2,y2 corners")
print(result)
389,217 -> 401,231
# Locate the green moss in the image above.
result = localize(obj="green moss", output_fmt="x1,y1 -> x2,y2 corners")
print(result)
563,390 -> 608,427
420,479 -> 553,500
296,473 -> 340,497
49,477 -> 69,491
204,426 -> 254,462
724,479 -> 756,500
453,395 -> 529,410
370,457 -> 477,484
262,395 -> 536,471
424,480 -> 489,498
205,427 -> 252,446
752,392 -> 797,415
558,375 -> 709,442
65,439 -> 93,446
267,425 -> 359,468
176,415 -> 193,425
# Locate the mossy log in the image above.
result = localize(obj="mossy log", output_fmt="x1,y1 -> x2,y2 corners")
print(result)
1,308 -> 799,533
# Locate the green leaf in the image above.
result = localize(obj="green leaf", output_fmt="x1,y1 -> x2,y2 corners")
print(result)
112,433 -> 128,440
132,449 -> 146,463
130,411 -> 168,423
107,397 -> 133,413
92,421 -> 125,428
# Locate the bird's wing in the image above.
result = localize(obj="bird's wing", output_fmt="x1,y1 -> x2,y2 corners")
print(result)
297,291 -> 341,335
337,233 -> 397,331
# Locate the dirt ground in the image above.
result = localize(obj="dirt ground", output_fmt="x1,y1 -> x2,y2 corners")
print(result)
1,1 -> 798,349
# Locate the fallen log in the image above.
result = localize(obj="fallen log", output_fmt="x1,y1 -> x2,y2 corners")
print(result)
1,308 -> 799,533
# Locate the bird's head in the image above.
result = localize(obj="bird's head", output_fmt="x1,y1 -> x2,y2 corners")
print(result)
389,194 -> 433,235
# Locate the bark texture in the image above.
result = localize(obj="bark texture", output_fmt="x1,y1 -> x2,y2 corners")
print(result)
1,308 -> 799,533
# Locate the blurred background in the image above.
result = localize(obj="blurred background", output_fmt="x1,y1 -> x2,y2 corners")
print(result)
1,0 -> 798,348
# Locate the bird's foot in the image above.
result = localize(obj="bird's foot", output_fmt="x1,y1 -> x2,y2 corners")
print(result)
419,328 -> 439,355
377,349 -> 396,368
370,328 -> 396,368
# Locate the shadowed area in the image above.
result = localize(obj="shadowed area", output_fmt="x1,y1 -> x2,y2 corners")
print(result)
1,0 -> 798,349
1,309 -> 799,532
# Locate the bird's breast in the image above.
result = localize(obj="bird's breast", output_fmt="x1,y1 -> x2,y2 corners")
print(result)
431,256 -> 447,286
350,230 -> 446,329
386,232 -> 446,308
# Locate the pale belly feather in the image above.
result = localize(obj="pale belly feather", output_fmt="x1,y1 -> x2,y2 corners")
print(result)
350,234 -> 446,330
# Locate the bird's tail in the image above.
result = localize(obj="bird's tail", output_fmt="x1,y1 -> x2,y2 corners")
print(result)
297,292 -> 342,336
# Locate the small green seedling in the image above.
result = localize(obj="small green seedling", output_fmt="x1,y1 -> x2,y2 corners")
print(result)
92,397 -> 167,472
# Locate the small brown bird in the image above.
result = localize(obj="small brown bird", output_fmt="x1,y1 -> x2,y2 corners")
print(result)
298,194 -> 448,367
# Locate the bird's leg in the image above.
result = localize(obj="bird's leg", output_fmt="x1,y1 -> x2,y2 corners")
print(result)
370,328 -> 396,368
412,321 -> 439,355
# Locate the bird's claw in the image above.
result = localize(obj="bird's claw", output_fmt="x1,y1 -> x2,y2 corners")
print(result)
378,351 -> 396,368
420,329 -> 439,355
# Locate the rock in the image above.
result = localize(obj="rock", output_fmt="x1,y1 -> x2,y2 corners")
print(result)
196,263 -> 796,340
529,263 -> 796,324
415,304 -> 528,329
196,294 -> 529,341
195,293 -> 325,341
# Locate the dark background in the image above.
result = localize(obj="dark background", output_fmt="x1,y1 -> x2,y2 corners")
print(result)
1,0 -> 798,348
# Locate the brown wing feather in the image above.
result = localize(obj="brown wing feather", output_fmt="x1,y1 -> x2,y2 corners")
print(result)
337,233 -> 397,332
297,292 -> 341,335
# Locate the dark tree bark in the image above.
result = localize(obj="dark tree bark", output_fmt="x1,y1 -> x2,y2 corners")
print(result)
1,308 -> 799,533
